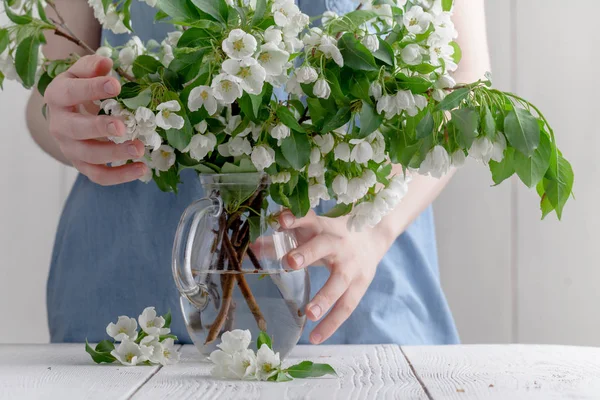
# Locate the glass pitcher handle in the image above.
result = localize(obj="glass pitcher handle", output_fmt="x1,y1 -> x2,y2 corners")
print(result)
172,196 -> 223,310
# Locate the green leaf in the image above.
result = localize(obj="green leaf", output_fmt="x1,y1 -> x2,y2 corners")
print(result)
157,0 -> 201,20
269,371 -> 293,382
413,63 -> 439,74
323,69 -> 348,106
167,115 -> 194,151
482,105 -> 496,139
15,36 -> 41,89
537,180 -> 555,219
191,0 -> 229,23
514,132 -> 551,188
159,334 -> 178,341
257,331 -> 272,350
277,106 -> 305,133
119,81 -> 142,99
122,88 -> 152,109
324,203 -> 353,218
338,33 -> 378,71
122,0 -> 133,31
544,154 -> 574,219
396,74 -> 433,94
489,147 -> 515,185
252,0 -> 267,26
442,0 -> 453,11
288,175 -> 310,217
358,102 -> 383,138
132,55 -> 163,78
85,340 -> 116,364
248,215 -> 262,243
373,38 -> 394,66
416,112 -> 434,139
504,108 -> 540,157
450,41 -> 462,64
0,29 -> 10,55
285,361 -> 337,379
239,93 -> 262,121
3,1 -> 32,24
37,72 -> 52,97
307,98 -> 327,128
153,165 -> 181,193
177,28 -> 214,48
328,10 -> 378,34
434,88 -> 470,111
451,108 -> 479,148
163,311 -> 172,329
348,73 -> 371,102
95,340 -> 115,354
322,106 -> 352,133
281,131 -> 311,170
170,49 -> 206,82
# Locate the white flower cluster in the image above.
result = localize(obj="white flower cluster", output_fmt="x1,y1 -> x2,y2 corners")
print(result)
106,307 -> 180,366
210,329 -> 282,381
87,0 -> 130,34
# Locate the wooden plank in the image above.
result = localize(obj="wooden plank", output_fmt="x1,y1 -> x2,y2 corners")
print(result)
434,0 -> 513,344
131,345 -> 427,400
0,344 -> 160,400
403,344 -> 600,399
513,0 -> 600,346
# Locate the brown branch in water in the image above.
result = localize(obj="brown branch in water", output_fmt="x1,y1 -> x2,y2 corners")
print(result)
223,300 -> 237,332
205,273 -> 235,344
247,248 -> 262,271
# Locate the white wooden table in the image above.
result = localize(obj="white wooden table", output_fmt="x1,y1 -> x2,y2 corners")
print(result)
1,344 -> 600,399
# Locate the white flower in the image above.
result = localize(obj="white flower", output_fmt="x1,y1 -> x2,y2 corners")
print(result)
285,75 -> 304,96
255,344 -> 280,381
156,100 -> 185,130
433,12 -> 458,40
96,46 -> 113,58
362,35 -> 379,52
141,0 -> 158,7
0,51 -> 18,82
283,13 -> 309,38
428,34 -> 455,67
310,147 -> 321,164
272,0 -> 301,28
347,201 -> 379,232
146,338 -> 180,366
166,31 -> 183,47
111,339 -> 150,366
230,349 -> 257,380
319,35 -> 344,67
264,26 -> 283,45
195,120 -> 208,133
403,5 -> 432,35
118,36 -> 145,67
332,175 -> 348,196
334,142 -> 351,162
270,123 -> 291,143
139,130 -> 162,151
435,74 -> 456,89
420,145 -> 451,178
322,10 -> 338,24
257,42 -> 290,76
227,136 -> 253,157
309,183 -> 330,207
401,44 -> 423,66
469,136 -> 494,164
368,130 -> 386,163
135,106 -> 157,135
138,306 -> 170,336
302,28 -> 323,47
314,133 -> 334,155
369,82 -> 383,100
296,66 -> 318,84
251,145 -> 276,171
407,94 -> 428,117
283,36 -> 304,53
184,133 -> 217,161
106,316 -> 138,341
451,150 -> 467,167
222,29 -> 257,60
308,160 -> 325,178
211,73 -> 243,104
491,134 -> 507,163
350,140 -> 374,164
271,171 -> 291,184
433,89 -> 446,102
222,57 -> 266,95
217,329 -> 252,354
188,86 -> 218,115
210,349 -> 236,378
103,4 -> 130,34
313,78 -> 331,99
396,90 -> 416,111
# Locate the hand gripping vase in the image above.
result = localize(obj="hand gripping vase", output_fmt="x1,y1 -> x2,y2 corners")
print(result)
172,173 -> 310,360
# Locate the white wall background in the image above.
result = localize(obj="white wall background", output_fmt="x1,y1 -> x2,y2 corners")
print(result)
1,0 -> 598,345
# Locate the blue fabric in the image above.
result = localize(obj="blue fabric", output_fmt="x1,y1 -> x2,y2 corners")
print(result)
47,0 -> 459,346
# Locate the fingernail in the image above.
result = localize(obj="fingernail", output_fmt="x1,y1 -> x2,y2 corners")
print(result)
128,144 -> 140,157
107,122 -> 118,136
104,80 -> 119,95
282,213 -> 294,227
309,304 -> 321,319
311,333 -> 322,344
291,253 -> 304,268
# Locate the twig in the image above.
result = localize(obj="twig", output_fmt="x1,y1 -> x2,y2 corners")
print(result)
205,274 -> 235,344
247,248 -> 262,271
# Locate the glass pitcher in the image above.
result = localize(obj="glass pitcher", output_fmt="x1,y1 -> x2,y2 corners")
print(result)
172,173 -> 310,360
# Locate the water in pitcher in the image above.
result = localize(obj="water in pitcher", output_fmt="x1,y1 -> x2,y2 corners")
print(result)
180,269 -> 310,360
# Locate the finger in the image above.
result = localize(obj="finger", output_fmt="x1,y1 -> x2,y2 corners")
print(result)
249,236 -> 278,260
47,76 -> 120,107
285,233 -> 338,269
50,111 -> 126,140
67,55 -> 114,78
73,161 -> 148,186
310,285 -> 366,345
305,268 -> 353,325
62,138 -> 145,165
278,209 -> 322,236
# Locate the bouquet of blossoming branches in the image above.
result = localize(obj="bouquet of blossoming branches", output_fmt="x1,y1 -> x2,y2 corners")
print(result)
0,0 -> 573,229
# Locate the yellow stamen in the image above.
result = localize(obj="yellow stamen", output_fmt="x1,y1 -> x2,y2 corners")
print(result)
233,39 -> 245,52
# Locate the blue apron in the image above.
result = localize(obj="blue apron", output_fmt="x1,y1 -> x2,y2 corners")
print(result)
47,0 -> 459,346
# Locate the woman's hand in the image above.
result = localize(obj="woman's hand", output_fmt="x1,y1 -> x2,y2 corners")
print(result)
278,210 -> 394,344
44,54 -> 147,185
